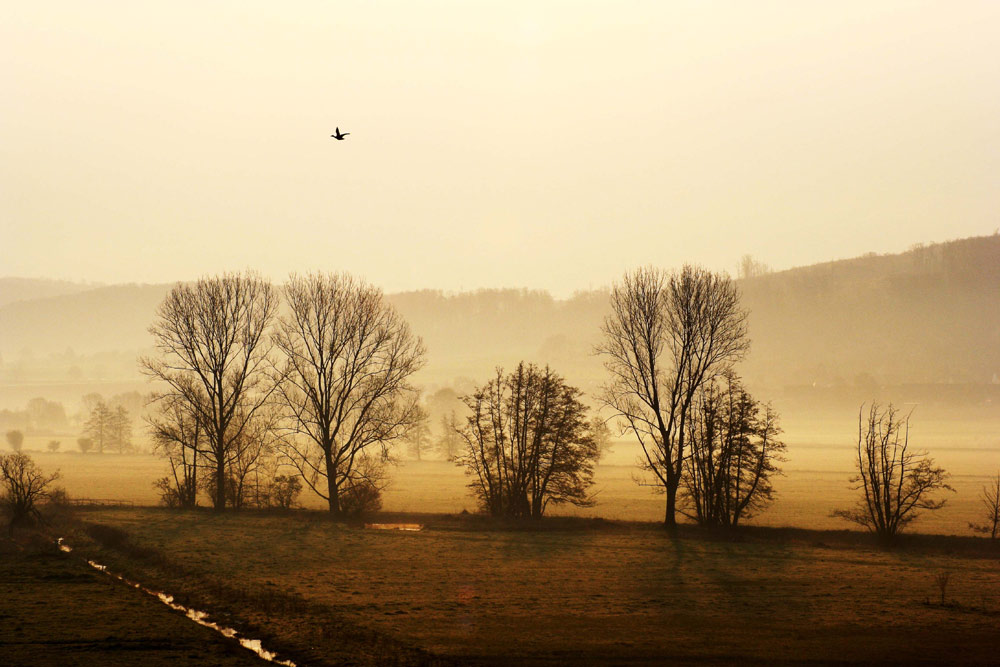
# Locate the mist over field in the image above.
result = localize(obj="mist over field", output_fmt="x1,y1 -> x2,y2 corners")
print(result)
2,234 -> 998,534
4,2 -> 1000,664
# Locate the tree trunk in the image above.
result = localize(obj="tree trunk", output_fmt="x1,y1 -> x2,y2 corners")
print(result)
214,453 -> 226,511
325,450 -> 340,514
664,481 -> 678,528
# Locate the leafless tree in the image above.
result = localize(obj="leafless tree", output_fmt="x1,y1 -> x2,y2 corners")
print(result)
833,403 -> 952,542
149,397 -> 203,508
436,412 -> 463,461
1,452 -> 60,535
969,471 -> 1000,540
455,363 -> 599,518
273,273 -> 425,514
597,266 -> 749,528
681,373 -> 784,527
141,272 -> 278,511
404,411 -> 433,461
83,401 -> 113,453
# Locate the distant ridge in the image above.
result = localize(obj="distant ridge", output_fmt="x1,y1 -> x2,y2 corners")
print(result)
1,235 -> 997,391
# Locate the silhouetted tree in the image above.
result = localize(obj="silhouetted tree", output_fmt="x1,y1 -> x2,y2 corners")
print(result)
597,266 -> 749,528
76,437 -> 93,454
681,373 -> 784,527
436,412 -> 463,460
110,406 -> 133,453
142,272 -> 278,511
149,398 -> 203,508
83,401 -> 113,453
274,273 -> 425,515
833,403 -> 952,542
455,363 -> 599,518
969,472 -> 1000,540
5,430 -> 24,453
0,452 -> 60,535
404,413 -> 433,461
47,440 -> 60,453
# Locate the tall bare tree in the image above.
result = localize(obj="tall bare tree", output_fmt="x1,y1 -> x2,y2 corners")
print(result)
597,266 -> 749,527
273,273 -> 425,514
833,403 -> 952,542
141,272 -> 278,511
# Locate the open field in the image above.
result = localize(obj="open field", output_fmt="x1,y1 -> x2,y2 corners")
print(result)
60,507 -> 1000,665
18,411 -> 1000,536
0,534 -> 269,666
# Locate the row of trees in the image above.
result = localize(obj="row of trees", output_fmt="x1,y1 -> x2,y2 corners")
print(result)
139,268 -> 980,542
143,272 -> 424,514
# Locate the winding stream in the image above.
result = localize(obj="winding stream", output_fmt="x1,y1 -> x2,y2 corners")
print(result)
57,538 -> 297,666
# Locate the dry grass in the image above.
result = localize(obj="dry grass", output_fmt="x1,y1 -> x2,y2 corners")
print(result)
66,507 -> 1000,665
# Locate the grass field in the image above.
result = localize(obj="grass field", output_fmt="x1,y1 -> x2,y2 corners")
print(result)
23,420 -> 1000,536
61,507 -> 1000,665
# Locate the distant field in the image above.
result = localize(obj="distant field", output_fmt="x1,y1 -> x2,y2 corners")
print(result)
22,413 -> 1000,536
70,508 -> 1000,665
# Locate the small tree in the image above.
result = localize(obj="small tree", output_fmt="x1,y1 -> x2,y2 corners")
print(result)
47,440 -> 61,453
0,452 -> 61,534
834,403 -> 952,542
76,437 -> 94,454
5,430 -> 24,452
109,405 -> 133,454
969,472 -> 1000,540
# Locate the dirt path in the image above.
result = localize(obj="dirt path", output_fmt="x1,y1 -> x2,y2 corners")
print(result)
0,536 -> 269,667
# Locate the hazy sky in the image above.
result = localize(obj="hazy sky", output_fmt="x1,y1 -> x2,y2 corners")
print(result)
3,1 -> 998,295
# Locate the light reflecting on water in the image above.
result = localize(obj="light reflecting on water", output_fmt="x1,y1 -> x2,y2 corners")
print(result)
56,538 -> 296,666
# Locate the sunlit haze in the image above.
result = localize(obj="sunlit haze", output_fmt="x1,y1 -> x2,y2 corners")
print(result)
3,1 -> 998,294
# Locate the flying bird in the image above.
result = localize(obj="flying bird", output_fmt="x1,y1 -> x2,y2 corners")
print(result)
331,127 -> 350,140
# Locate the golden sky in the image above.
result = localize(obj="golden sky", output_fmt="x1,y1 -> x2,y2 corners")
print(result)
3,1 -> 998,294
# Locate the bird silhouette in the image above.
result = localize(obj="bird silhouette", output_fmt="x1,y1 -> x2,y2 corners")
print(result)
331,127 -> 350,140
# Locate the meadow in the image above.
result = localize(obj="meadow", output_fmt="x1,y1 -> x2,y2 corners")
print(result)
23,412 -> 1000,537
64,507 -> 1000,666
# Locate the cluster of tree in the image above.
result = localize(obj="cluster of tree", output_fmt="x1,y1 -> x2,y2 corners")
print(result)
597,265 -> 779,528
81,399 -> 133,453
453,363 -> 600,518
0,397 -> 69,434
143,272 -> 424,514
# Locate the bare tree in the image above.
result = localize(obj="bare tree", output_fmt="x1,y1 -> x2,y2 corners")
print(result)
969,471 -> 1000,540
149,397 -> 203,508
597,266 -> 749,528
141,272 -> 278,511
404,412 -> 433,461
436,412 -> 463,461
83,400 -> 113,453
681,373 -> 784,527
833,403 -> 952,542
273,273 -> 425,514
455,363 -> 599,519
1,452 -> 60,535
